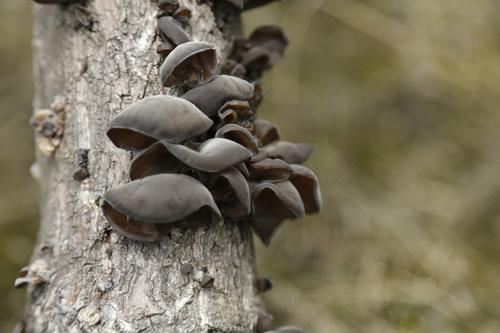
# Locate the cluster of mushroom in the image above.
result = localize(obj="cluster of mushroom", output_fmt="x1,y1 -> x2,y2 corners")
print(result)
101,0 -> 321,244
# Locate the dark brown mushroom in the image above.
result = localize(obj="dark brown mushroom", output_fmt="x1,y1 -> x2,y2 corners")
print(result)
250,216 -> 283,245
102,174 -> 221,241
158,0 -> 179,13
221,59 -> 247,78
173,7 -> 192,25
251,181 -> 305,219
289,164 -> 322,214
247,157 -> 293,182
215,123 -> 258,153
181,75 -> 254,117
163,138 -> 253,173
263,141 -> 313,164
241,46 -> 272,74
129,141 -> 183,180
107,95 -> 213,151
157,16 -> 190,45
156,41 -> 175,56
254,119 -> 280,145
160,41 -> 217,87
209,167 -> 250,218
248,25 -> 288,64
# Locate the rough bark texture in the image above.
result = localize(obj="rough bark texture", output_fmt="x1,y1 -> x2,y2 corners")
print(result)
26,1 -> 260,332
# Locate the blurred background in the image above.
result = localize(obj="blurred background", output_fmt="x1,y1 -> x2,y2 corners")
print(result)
2,0 -> 500,332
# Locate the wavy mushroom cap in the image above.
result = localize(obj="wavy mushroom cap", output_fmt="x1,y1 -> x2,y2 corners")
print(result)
250,217 -> 283,246
158,0 -> 179,13
251,181 -> 305,219
160,41 -> 217,87
107,95 -> 212,151
102,174 -> 221,241
163,138 -> 253,173
210,167 -> 251,218
254,119 -> 280,145
248,25 -> 288,64
157,41 -> 175,56
263,141 -> 313,164
215,123 -> 258,153
157,16 -> 190,46
129,141 -> 182,180
241,46 -> 272,71
289,164 -> 322,214
181,75 -> 254,117
247,157 -> 293,182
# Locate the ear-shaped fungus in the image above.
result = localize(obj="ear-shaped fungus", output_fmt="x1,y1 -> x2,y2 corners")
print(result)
250,217 -> 283,246
264,141 -> 313,164
254,119 -> 280,145
107,95 -> 212,151
158,0 -> 179,13
160,41 -> 217,87
248,25 -> 288,64
251,181 -> 305,219
157,41 -> 175,56
157,16 -> 190,45
181,75 -> 254,117
129,141 -> 182,180
247,158 -> 293,182
289,164 -> 322,214
102,174 -> 221,241
215,123 -> 258,153
163,138 -> 252,172
209,167 -> 250,218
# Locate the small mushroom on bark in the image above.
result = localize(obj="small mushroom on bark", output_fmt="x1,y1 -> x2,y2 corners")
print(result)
162,138 -> 252,173
160,41 -> 217,87
209,167 -> 250,218
102,174 -> 221,241
289,164 -> 322,214
129,141 -> 183,180
157,16 -> 190,46
247,157 -> 293,182
248,25 -> 288,64
181,75 -> 254,117
263,141 -> 313,164
107,95 -> 213,151
254,119 -> 280,145
158,0 -> 179,13
215,123 -> 259,153
251,181 -> 305,219
157,41 -> 175,56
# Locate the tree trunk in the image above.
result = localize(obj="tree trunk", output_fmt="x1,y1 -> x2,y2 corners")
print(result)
25,1 -> 260,332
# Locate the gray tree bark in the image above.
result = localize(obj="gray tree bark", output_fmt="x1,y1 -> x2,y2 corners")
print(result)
25,1 -> 260,332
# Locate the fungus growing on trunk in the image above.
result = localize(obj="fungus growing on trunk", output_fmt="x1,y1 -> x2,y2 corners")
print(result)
160,41 -> 217,87
107,95 -> 212,151
102,174 -> 221,241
